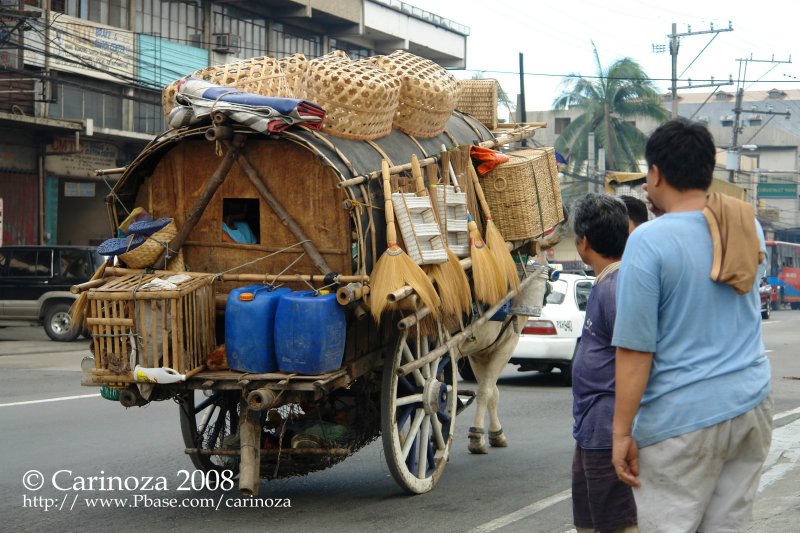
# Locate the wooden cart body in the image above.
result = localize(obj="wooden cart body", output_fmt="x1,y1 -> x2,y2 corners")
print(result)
85,114 -> 545,495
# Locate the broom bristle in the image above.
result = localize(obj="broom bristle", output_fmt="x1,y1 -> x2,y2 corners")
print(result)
427,248 -> 472,331
469,220 -> 506,307
369,246 -> 441,325
485,220 -> 520,291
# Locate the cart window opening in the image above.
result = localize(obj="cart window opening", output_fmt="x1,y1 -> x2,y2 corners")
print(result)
222,198 -> 260,244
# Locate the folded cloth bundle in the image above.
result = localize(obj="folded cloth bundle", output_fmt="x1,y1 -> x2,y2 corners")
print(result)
703,192 -> 765,295
470,145 -> 510,175
169,78 -> 326,133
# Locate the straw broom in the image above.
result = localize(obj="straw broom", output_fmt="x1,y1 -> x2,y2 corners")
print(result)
411,154 -> 471,325
467,161 -> 520,292
369,159 -> 441,326
445,153 -> 505,307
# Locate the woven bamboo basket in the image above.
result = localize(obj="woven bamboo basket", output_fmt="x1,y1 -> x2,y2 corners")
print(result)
391,192 -> 448,265
456,79 -> 498,129
87,274 -> 216,380
297,54 -> 401,140
119,221 -> 178,269
279,53 -> 308,97
435,185 -> 469,257
368,50 -> 462,138
193,56 -> 291,99
480,148 -> 564,240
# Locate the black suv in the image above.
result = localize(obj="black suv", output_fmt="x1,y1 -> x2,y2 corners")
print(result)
0,245 -> 105,341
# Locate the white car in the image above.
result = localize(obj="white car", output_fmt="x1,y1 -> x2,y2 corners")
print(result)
508,272 -> 595,385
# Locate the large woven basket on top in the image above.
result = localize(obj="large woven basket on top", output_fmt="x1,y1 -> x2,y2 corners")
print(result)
368,50 -> 461,138
193,56 -> 291,98
297,54 -> 401,140
279,53 -> 308,97
119,221 -> 178,269
480,148 -> 564,240
457,79 -> 498,129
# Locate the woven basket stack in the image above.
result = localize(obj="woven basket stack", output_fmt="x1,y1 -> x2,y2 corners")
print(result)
457,79 -> 498,129
368,50 -> 462,138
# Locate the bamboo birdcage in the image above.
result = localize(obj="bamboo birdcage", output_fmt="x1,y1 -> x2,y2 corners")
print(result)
87,274 -> 216,382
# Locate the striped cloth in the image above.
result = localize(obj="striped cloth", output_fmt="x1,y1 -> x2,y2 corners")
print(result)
168,77 -> 325,133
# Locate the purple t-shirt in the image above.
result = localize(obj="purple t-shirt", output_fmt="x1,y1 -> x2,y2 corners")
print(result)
572,269 -> 617,450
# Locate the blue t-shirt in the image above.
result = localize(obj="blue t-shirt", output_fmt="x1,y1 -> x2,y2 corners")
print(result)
223,220 -> 257,244
572,268 -> 618,450
612,211 -> 770,448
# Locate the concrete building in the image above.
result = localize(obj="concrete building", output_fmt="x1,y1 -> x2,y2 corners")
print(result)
0,0 -> 468,245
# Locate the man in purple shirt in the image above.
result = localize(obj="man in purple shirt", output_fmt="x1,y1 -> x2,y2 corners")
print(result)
570,193 -> 636,533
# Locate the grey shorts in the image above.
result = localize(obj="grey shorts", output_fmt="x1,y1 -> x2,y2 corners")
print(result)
635,395 -> 773,532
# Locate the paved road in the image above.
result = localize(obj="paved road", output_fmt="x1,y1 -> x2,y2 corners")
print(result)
0,312 -> 798,532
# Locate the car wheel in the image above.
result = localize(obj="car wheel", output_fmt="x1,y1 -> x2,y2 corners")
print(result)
457,357 -> 476,382
44,302 -> 80,342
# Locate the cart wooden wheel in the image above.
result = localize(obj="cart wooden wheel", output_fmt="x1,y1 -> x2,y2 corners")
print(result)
381,321 -> 457,494
179,390 -> 241,474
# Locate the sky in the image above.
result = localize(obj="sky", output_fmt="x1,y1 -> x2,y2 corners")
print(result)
412,0 -> 800,112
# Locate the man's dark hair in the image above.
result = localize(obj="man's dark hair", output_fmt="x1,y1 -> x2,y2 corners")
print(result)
645,117 -> 716,191
571,193 -> 628,259
619,195 -> 648,227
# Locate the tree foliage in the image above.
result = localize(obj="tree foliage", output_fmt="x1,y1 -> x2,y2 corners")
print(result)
553,43 -> 668,173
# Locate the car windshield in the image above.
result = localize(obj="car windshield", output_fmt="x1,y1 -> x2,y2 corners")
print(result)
546,279 -> 567,305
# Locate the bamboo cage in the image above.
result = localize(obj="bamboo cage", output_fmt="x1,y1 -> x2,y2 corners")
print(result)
86,274 -> 216,382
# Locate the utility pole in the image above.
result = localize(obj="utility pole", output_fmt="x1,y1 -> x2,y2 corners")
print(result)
728,55 -> 793,183
653,21 -> 733,118
518,52 -> 527,146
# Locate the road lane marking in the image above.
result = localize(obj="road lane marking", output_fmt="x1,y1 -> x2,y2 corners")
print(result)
0,393 -> 101,407
774,405 -> 800,423
466,489 -> 571,533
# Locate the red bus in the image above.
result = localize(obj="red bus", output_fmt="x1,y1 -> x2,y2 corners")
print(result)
765,240 -> 800,309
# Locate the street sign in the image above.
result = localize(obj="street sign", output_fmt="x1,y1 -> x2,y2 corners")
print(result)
757,183 -> 797,198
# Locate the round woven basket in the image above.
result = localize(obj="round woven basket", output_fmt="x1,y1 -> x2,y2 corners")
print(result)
481,148 -> 563,240
279,53 -> 308,97
297,54 -> 401,140
119,221 -> 178,269
368,50 -> 461,138
193,56 -> 291,99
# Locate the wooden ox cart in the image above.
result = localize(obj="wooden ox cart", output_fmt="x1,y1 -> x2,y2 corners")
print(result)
79,108 -> 553,496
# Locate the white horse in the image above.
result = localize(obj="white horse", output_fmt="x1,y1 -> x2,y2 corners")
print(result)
457,219 -> 567,454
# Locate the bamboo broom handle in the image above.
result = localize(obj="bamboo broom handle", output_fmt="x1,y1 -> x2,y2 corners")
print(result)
382,160 -> 398,246
411,154 -> 427,197
468,161 -> 494,219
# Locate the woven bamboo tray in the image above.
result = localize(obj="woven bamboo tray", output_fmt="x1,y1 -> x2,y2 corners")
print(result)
87,274 -> 216,381
391,192 -> 448,265
480,148 -> 564,240
457,79 -> 498,129
368,50 -> 461,138
297,54 -> 401,140
435,185 -> 469,257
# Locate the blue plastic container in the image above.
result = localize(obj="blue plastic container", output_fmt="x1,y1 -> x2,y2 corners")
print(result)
274,291 -> 346,374
225,286 -> 291,373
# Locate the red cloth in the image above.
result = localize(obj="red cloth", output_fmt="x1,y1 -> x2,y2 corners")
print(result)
470,146 -> 509,175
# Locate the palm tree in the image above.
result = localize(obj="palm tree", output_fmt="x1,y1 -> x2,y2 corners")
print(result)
553,43 -> 668,173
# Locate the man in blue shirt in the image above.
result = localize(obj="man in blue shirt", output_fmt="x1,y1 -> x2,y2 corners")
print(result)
570,193 -> 637,533
612,118 -> 772,532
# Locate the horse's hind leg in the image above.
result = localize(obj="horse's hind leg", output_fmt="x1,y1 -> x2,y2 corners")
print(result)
487,383 -> 507,447
467,355 -> 490,454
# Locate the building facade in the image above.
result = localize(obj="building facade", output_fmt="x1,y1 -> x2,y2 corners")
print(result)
0,0 -> 468,245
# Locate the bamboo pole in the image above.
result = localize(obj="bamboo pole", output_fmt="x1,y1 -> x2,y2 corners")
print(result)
103,267 -> 368,284
155,133 -> 246,267
335,124 -> 544,189
71,278 -> 111,294
238,397 -> 261,497
227,143 -> 333,275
